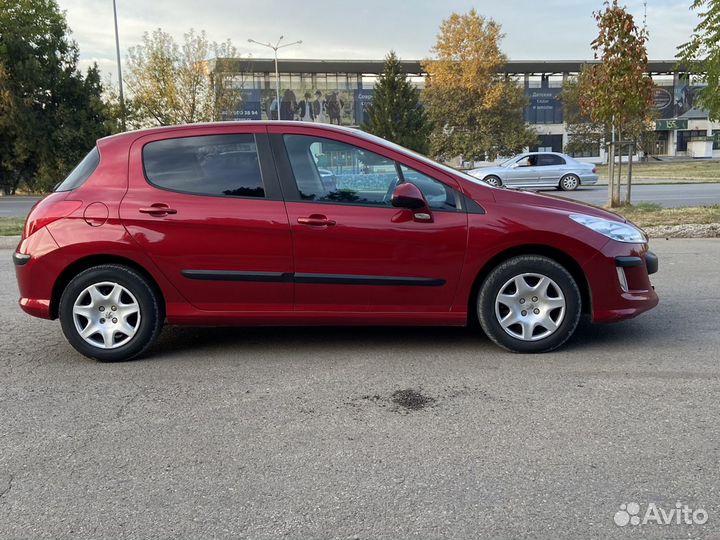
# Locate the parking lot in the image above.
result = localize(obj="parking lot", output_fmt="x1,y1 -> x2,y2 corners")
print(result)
1,239 -> 719,539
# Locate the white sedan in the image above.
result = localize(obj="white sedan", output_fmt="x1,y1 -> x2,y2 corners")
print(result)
468,152 -> 599,191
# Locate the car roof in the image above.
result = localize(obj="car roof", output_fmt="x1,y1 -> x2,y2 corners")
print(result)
521,152 -> 570,157
99,121 -> 364,144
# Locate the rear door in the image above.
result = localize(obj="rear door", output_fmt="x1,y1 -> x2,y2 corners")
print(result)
537,153 -> 566,185
120,126 -> 293,312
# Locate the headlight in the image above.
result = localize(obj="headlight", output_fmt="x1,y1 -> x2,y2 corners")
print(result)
569,214 -> 646,243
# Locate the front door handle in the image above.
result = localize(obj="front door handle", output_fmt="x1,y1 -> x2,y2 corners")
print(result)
297,215 -> 336,227
139,204 -> 177,216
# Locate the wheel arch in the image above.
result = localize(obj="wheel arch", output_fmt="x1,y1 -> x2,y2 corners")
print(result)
50,254 -> 166,320
467,244 -> 591,326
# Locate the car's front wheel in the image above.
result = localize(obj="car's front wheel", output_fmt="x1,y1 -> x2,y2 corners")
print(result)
483,175 -> 502,187
477,255 -> 581,353
59,264 -> 163,362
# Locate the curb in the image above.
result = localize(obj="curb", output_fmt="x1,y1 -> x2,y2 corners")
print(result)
0,236 -> 20,249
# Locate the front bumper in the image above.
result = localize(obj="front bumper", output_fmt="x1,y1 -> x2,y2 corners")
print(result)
586,244 -> 659,323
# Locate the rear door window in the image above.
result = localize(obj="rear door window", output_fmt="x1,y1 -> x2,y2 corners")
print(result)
54,147 -> 100,192
538,154 -> 565,166
143,134 -> 265,198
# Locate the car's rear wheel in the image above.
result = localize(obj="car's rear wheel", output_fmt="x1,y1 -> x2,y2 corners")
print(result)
59,264 -> 163,362
484,175 -> 502,187
559,174 -> 580,191
477,255 -> 581,353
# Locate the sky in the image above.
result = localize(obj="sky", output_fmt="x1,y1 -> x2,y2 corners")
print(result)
56,0 -> 700,80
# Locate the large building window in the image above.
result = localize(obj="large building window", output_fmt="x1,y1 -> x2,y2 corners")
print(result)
568,146 -> 601,158
530,135 -> 564,153
677,130 -> 707,152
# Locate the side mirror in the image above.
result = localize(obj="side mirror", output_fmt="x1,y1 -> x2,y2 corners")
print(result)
391,182 -> 433,222
510,163 -> 520,169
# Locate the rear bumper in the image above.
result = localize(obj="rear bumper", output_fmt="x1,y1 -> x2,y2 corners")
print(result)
586,244 -> 659,323
14,227 -> 61,320
579,173 -> 599,186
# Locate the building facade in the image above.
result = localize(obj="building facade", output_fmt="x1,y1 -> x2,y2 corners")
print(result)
210,58 -> 720,162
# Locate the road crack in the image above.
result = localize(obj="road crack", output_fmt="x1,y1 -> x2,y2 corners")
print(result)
0,474 -> 14,500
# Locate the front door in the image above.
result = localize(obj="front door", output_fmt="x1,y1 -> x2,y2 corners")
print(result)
269,127 -> 467,314
507,154 -> 540,186
120,126 -> 293,312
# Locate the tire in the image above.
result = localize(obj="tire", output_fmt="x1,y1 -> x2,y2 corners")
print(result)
59,264 -> 163,362
477,255 -> 581,353
483,175 -> 502,187
559,174 -> 580,191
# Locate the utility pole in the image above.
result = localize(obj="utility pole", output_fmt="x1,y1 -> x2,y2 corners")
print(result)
112,0 -> 126,131
247,36 -> 302,120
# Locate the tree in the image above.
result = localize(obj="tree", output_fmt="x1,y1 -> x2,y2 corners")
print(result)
577,0 -> 654,207
562,73 -> 658,159
561,76 -> 606,158
0,0 -> 111,194
124,29 -> 243,127
422,10 -> 537,162
677,0 -> 720,121
362,51 -> 431,154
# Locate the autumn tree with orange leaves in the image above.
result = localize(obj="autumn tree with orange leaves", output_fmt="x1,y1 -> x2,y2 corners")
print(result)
422,10 -> 536,162
577,0 -> 654,206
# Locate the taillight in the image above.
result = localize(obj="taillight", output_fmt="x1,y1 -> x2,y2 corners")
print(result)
592,167 -> 597,174
24,199 -> 83,239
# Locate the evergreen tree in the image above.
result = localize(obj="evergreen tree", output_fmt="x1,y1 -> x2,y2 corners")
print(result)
0,0 -> 111,194
362,51 -> 431,154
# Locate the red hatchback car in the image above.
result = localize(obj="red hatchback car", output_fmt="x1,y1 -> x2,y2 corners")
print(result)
14,122 -> 658,361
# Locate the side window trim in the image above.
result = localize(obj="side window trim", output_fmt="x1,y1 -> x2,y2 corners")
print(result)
140,132 -> 282,201
271,132 -> 464,213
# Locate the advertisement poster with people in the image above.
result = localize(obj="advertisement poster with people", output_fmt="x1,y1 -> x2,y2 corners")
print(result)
673,78 -> 706,117
226,87 -> 365,125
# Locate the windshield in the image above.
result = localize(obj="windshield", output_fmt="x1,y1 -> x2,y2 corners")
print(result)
498,157 -> 517,167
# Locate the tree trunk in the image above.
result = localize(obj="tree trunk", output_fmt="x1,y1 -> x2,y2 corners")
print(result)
614,143 -> 622,207
625,143 -> 633,205
607,142 -> 615,207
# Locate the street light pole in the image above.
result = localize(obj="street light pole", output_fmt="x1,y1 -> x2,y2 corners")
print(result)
247,36 -> 302,120
112,0 -> 126,131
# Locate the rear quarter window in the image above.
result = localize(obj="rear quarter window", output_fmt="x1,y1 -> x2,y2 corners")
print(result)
54,147 -> 100,192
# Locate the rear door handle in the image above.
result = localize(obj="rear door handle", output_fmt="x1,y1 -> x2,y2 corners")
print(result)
139,204 -> 177,216
297,215 -> 336,227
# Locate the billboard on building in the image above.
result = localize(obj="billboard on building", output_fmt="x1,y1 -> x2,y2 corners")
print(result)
674,78 -> 705,117
651,86 -> 674,119
223,86 -> 361,125
524,88 -> 563,124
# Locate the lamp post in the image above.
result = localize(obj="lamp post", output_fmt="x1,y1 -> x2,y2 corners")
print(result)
112,0 -> 126,131
247,36 -> 302,120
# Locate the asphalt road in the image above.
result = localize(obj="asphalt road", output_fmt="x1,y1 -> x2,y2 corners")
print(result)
1,239 -> 720,538
1,183 -> 719,219
0,197 -> 40,218
551,182 -> 720,208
